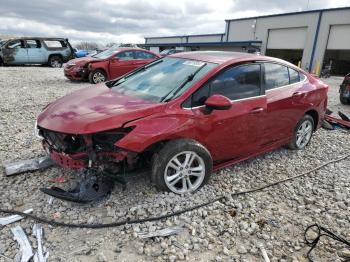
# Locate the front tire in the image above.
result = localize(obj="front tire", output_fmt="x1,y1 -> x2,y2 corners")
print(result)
151,139 -> 212,194
89,69 -> 107,84
49,55 -> 63,68
288,115 -> 314,150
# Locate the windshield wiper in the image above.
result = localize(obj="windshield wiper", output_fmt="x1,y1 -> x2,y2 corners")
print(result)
160,63 -> 207,102
108,59 -> 164,87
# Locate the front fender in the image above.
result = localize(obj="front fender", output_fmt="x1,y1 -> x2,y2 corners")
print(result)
115,114 -> 200,152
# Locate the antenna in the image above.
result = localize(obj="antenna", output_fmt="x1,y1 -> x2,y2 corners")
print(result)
306,0 -> 310,10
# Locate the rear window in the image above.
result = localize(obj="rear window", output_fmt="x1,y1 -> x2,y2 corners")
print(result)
264,63 -> 289,90
289,68 -> 300,84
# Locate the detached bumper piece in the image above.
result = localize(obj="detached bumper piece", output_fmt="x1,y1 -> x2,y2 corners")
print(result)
323,111 -> 350,130
40,170 -> 116,203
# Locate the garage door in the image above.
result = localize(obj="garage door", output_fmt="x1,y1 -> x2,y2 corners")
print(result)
327,25 -> 350,50
267,27 -> 307,49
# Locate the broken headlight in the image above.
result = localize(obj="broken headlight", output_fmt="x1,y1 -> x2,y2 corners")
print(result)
92,126 -> 135,151
34,120 -> 44,140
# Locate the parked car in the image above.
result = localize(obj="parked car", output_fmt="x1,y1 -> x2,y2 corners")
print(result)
36,51 -> 328,194
64,47 -> 160,84
339,73 -> 350,104
160,49 -> 184,56
0,37 -> 74,67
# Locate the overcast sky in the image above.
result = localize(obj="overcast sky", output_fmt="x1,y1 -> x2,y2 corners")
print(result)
0,0 -> 350,46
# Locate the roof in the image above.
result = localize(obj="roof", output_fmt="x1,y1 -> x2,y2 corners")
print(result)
170,51 -> 259,64
225,6 -> 350,22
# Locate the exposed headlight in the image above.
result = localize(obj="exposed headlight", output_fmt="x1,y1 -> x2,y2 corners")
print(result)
34,120 -> 44,140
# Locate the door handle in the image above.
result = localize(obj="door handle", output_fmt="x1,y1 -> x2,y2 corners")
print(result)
249,107 -> 264,114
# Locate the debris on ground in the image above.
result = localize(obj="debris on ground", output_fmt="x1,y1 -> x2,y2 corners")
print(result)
41,170 -> 115,203
48,176 -> 67,184
0,208 -> 33,226
3,156 -> 54,176
11,225 -> 33,262
138,227 -> 183,239
32,224 -> 49,262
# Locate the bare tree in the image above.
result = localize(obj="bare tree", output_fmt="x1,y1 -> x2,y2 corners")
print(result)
74,41 -> 99,50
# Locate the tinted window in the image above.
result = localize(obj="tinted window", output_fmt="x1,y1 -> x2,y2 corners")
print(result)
117,51 -> 134,61
265,63 -> 289,90
191,85 -> 210,107
209,64 -> 261,100
134,51 -> 156,59
289,68 -> 300,84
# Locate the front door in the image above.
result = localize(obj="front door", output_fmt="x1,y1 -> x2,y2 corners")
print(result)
109,50 -> 136,79
190,63 -> 267,162
2,40 -> 28,64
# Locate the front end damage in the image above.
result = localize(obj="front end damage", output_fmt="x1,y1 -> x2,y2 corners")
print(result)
37,126 -> 140,202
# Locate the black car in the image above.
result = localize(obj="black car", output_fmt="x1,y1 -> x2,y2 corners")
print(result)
340,73 -> 350,104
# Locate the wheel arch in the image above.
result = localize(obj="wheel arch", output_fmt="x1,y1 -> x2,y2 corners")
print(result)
305,109 -> 319,130
48,53 -> 63,61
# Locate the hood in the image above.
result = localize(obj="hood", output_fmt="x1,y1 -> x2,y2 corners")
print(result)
66,56 -> 99,67
37,85 -> 165,134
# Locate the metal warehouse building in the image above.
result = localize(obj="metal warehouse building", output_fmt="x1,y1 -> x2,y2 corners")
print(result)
144,7 -> 350,75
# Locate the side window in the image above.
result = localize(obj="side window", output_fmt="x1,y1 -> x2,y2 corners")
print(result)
7,40 -> 23,49
192,85 -> 210,107
264,63 -> 289,90
300,73 -> 307,81
116,51 -> 134,61
26,40 -> 40,48
134,51 -> 156,60
210,64 -> 261,100
289,68 -> 300,84
43,40 -> 64,48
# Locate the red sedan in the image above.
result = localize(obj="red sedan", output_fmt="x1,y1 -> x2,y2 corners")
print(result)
64,47 -> 160,84
37,51 -> 328,194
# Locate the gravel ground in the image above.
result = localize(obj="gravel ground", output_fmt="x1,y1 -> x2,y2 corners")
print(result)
0,67 -> 349,262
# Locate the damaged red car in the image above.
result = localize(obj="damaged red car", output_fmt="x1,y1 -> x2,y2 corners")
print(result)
64,47 -> 160,84
36,51 -> 328,194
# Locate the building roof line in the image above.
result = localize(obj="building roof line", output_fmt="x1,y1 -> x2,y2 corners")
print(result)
145,33 -> 225,40
225,6 -> 350,22
142,40 -> 262,47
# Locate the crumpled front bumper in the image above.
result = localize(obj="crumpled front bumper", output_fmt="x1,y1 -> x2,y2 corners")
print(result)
64,66 -> 89,81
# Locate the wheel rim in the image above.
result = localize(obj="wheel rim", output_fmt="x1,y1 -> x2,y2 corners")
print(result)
51,59 -> 61,68
93,72 -> 105,83
164,151 -> 205,194
296,119 -> 313,148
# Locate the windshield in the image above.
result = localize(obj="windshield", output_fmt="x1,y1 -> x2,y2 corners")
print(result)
92,48 -> 117,59
111,57 -> 217,102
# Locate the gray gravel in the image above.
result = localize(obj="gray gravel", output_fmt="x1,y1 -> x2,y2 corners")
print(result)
0,67 -> 349,262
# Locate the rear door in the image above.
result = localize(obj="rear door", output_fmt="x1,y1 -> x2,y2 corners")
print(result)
109,50 -> 135,79
25,40 -> 46,64
2,40 -> 28,64
189,63 -> 267,161
262,62 -> 307,145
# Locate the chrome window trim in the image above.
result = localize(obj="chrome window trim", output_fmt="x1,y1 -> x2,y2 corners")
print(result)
265,77 -> 307,93
183,94 -> 267,110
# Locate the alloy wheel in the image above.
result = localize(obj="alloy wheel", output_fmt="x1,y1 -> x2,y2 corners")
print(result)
296,119 -> 313,148
164,151 -> 205,194
93,72 -> 106,83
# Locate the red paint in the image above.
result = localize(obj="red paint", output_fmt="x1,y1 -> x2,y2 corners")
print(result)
38,52 -> 328,170
64,48 -> 160,81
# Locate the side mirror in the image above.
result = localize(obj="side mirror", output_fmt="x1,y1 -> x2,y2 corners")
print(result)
204,95 -> 232,110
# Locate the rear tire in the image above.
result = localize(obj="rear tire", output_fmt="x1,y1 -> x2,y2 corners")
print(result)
89,69 -> 107,84
151,139 -> 212,194
288,115 -> 314,150
340,87 -> 350,105
49,55 -> 63,68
